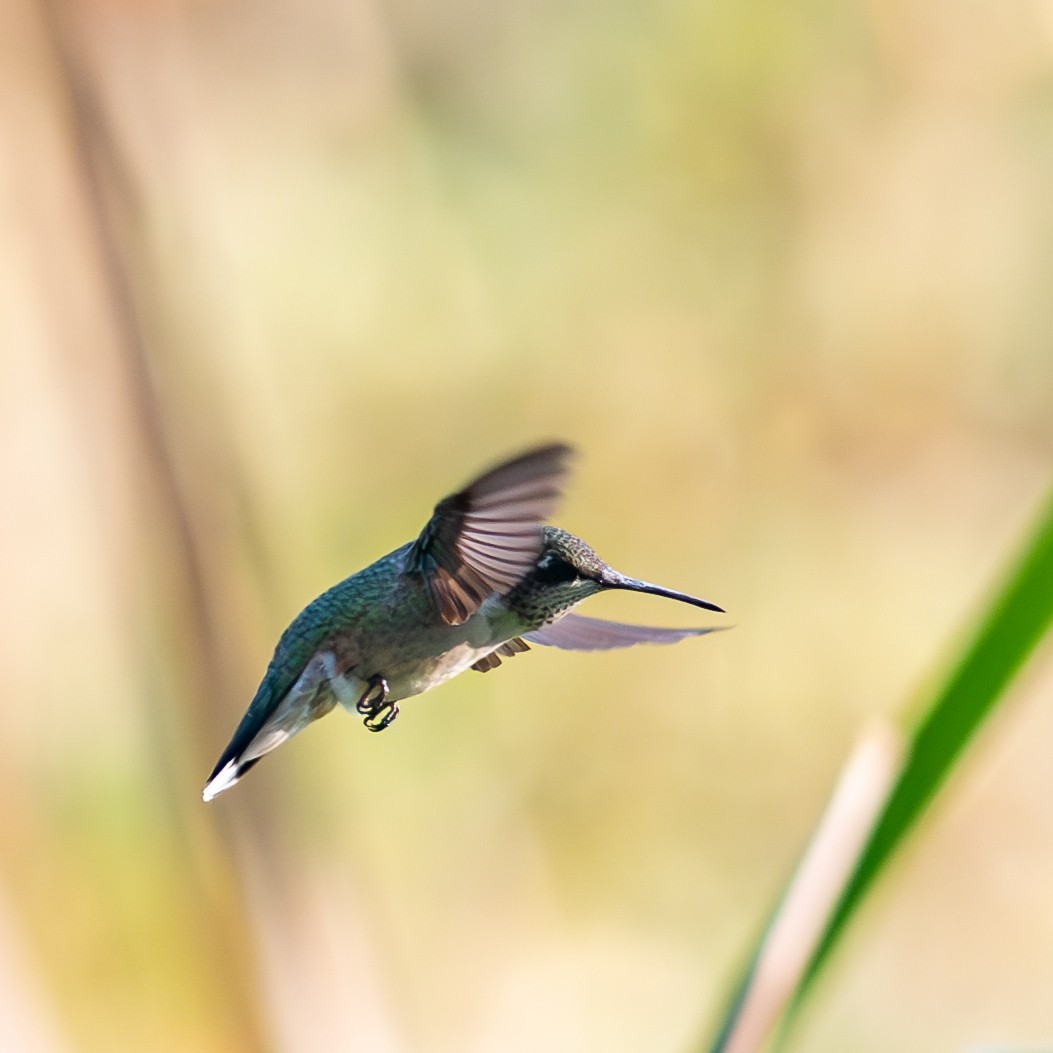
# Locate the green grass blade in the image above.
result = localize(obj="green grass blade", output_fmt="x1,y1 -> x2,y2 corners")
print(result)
795,485 -> 1053,1001
705,484 -> 1053,1052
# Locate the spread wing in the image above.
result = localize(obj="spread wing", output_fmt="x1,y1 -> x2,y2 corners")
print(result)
409,443 -> 573,625
524,613 -> 725,651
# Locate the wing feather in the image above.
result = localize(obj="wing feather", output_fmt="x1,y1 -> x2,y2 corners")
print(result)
409,444 -> 573,625
524,613 -> 725,651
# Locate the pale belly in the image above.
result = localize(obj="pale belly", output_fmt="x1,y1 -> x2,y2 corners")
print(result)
383,641 -> 492,699
329,597 -> 525,710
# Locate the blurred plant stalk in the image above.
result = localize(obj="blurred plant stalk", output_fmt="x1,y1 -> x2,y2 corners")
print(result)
713,723 -> 901,1053
32,0 -> 272,1046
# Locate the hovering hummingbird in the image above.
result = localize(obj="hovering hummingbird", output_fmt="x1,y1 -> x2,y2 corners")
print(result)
203,444 -> 725,801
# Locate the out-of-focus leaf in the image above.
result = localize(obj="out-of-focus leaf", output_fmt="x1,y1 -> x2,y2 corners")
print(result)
706,485 -> 1053,1053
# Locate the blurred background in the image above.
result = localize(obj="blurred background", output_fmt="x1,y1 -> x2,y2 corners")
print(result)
2,0 -> 1053,1050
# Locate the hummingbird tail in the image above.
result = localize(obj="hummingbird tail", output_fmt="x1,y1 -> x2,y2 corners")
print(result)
202,756 -> 262,802
202,652 -> 339,802
202,696 -> 330,801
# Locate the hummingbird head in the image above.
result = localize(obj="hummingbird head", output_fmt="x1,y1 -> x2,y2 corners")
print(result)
512,526 -> 725,622
529,527 -> 609,607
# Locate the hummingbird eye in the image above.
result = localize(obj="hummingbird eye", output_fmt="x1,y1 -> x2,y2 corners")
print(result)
535,554 -> 579,585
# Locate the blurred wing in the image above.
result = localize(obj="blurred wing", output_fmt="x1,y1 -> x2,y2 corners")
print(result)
524,613 -> 725,651
410,443 -> 573,625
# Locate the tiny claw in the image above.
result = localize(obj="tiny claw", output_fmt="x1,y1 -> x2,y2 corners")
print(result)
356,675 -> 389,716
364,701 -> 399,732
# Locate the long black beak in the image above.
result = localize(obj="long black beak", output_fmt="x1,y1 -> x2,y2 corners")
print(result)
601,570 -> 725,613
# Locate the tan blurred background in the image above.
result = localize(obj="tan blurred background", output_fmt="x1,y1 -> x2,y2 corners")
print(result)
2,0 -> 1053,1050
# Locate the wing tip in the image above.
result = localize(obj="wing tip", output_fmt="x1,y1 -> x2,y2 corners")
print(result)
469,441 -> 576,497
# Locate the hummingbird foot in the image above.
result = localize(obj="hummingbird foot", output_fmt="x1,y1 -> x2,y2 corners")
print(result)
364,700 -> 399,732
356,674 -> 398,731
355,675 -> 389,715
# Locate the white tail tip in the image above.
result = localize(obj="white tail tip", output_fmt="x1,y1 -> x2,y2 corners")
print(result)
202,760 -> 241,802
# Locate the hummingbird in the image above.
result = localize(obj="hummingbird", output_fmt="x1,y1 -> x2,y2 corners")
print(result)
203,443 -> 725,801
